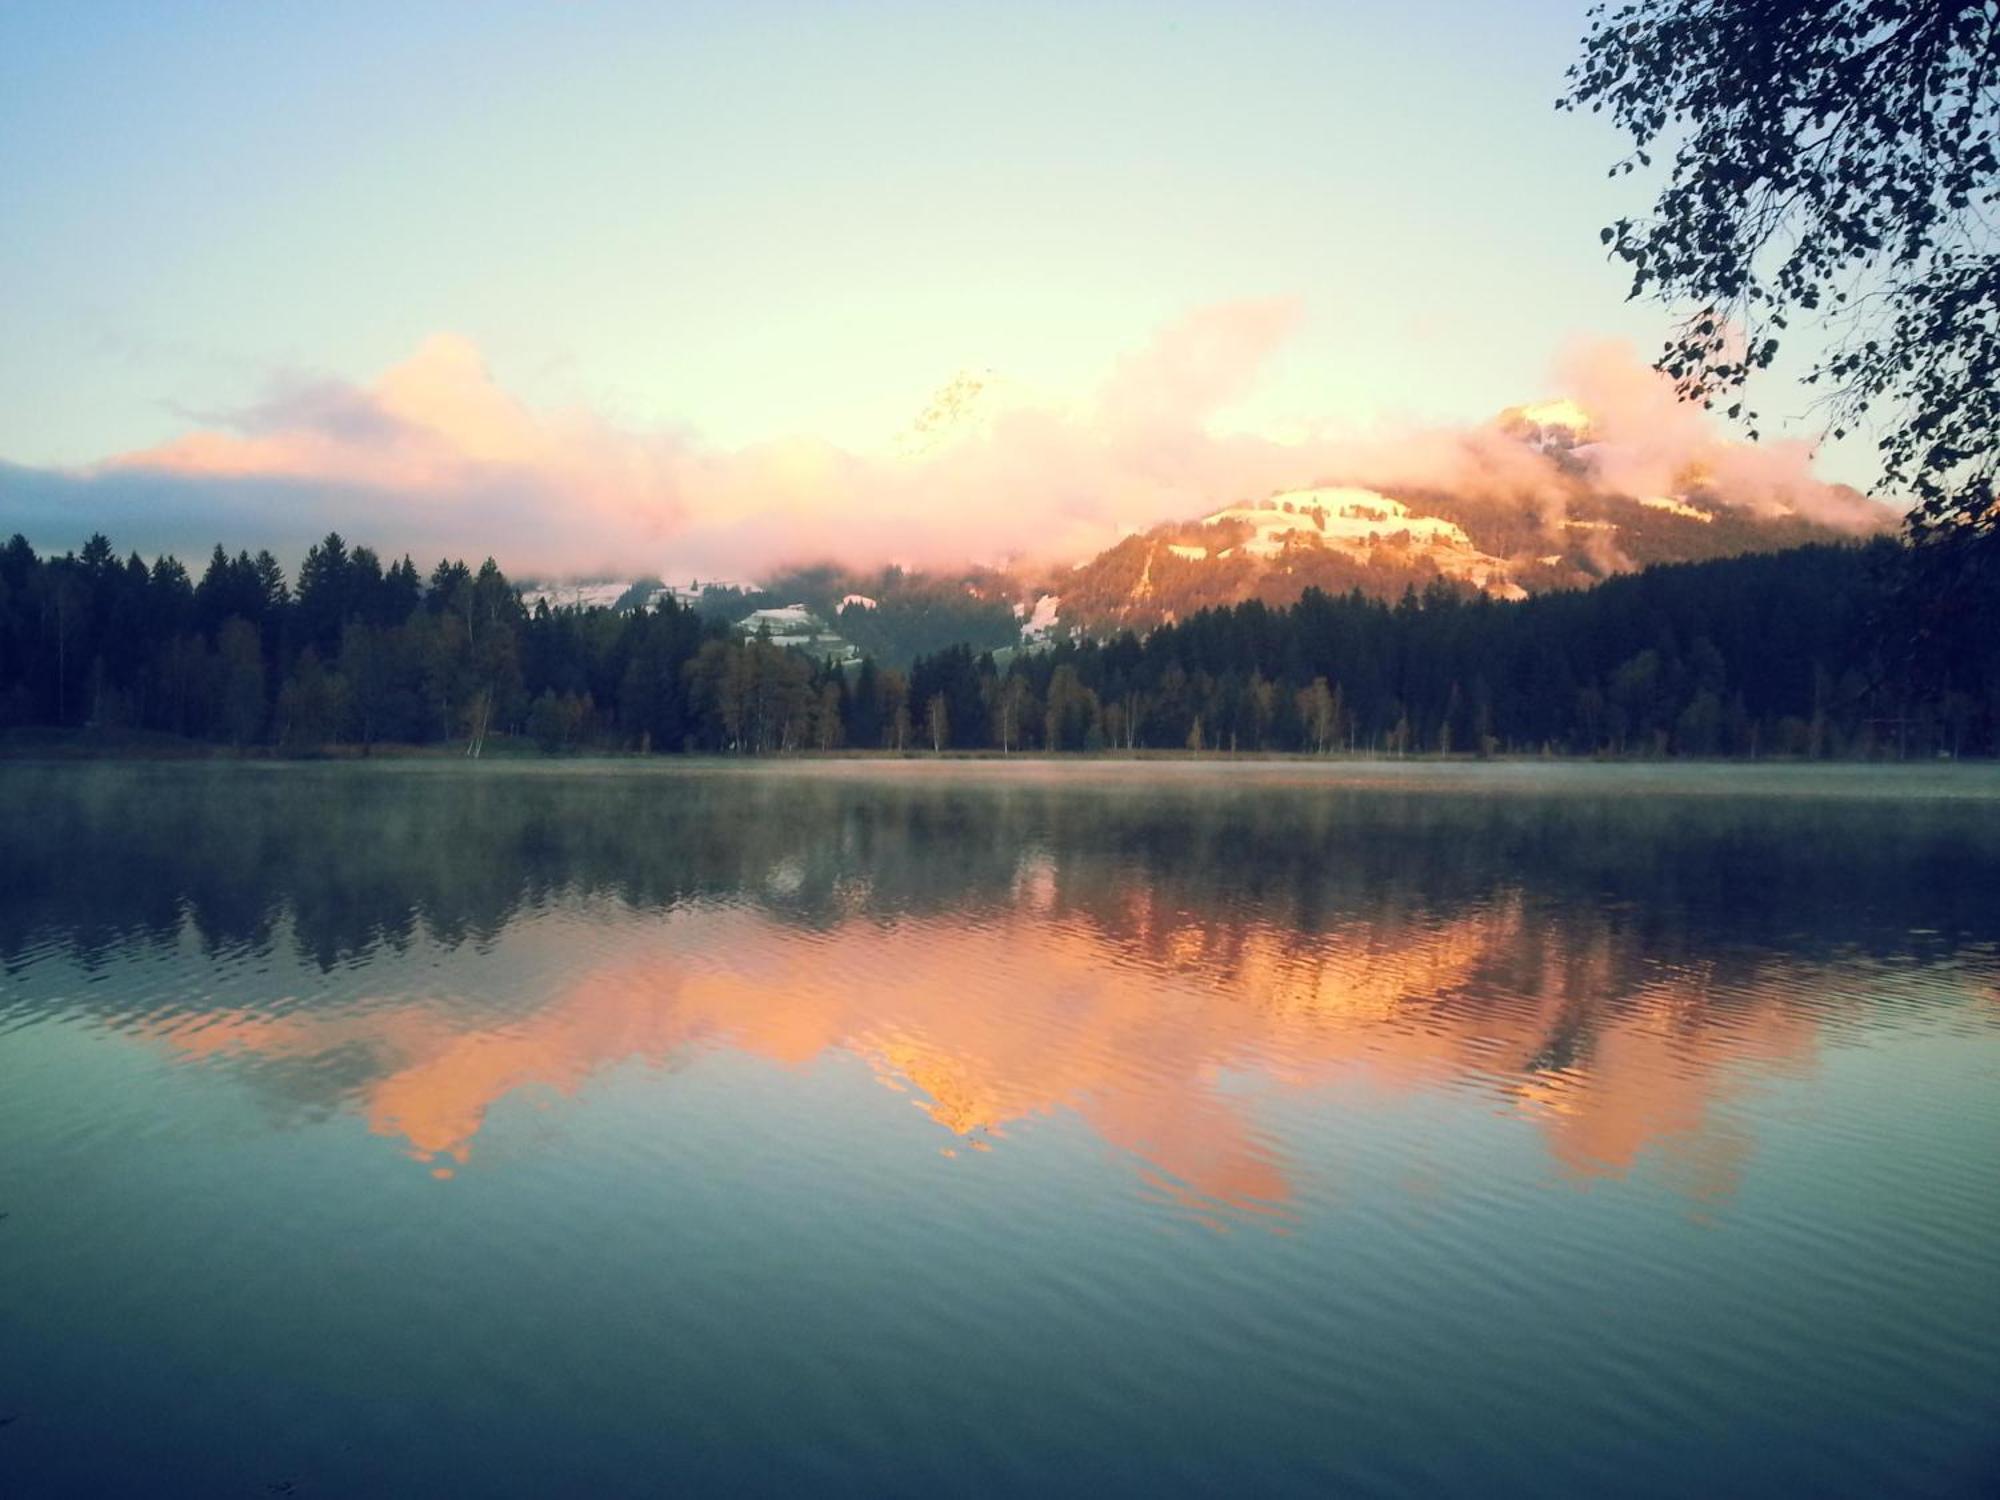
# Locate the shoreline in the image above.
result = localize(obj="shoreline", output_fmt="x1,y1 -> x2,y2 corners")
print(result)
1,725 -> 1993,768
6,734 -> 2000,802
3,729 -> 1991,768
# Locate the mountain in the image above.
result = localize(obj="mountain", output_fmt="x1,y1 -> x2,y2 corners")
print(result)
1039,402 -> 1890,636
515,397 -> 1895,654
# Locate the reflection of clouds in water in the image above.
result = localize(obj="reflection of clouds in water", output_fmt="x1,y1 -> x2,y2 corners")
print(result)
7,762 -> 2000,1223
1012,851 -> 1059,914
139,888 -> 1980,1223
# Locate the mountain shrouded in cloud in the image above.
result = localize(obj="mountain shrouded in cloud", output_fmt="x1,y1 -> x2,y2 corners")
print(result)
0,303 -> 1894,580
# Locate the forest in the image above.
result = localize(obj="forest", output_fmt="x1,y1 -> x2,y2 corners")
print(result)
0,529 -> 1994,759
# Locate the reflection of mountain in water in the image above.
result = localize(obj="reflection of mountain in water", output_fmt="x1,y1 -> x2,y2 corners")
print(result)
6,764 -> 1997,1214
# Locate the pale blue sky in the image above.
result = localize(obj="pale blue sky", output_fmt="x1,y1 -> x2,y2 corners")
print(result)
2,0 -> 1891,579
2,0 -> 1757,456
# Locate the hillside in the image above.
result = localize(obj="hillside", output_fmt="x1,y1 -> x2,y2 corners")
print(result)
511,400 -> 1895,653
1042,403 -> 1886,635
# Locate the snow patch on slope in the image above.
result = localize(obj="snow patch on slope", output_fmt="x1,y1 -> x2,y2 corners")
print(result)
1639,494 -> 1714,523
1191,487 -> 1524,598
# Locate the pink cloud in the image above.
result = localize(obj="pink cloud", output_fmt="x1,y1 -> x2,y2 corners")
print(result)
35,314 -> 1895,579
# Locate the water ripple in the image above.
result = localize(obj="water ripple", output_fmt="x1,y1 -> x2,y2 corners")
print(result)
3,761 -> 1999,1495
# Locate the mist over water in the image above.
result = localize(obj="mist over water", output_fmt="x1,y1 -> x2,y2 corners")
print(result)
3,761 -> 1998,1497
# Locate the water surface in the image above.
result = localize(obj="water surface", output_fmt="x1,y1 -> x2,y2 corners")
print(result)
3,760 -> 1998,1496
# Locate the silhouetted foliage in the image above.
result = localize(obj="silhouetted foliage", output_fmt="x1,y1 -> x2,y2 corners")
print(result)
1,530 -> 1993,757
902,541 -> 1995,757
1562,0 -> 2000,544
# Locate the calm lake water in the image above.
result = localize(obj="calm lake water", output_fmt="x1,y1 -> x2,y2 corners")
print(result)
2,759 -> 1998,1497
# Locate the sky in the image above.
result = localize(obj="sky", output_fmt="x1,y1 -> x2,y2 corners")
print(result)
0,0 -> 1890,576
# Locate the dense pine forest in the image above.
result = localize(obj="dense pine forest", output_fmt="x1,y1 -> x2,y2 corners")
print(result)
1,530 -> 1995,758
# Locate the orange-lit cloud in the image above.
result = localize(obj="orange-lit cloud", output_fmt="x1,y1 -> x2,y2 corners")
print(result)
6,308 -> 1897,578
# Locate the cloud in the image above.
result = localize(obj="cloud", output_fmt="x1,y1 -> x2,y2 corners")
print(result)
1095,296 -> 1303,432
0,315 -> 1895,579
1553,341 -> 1886,531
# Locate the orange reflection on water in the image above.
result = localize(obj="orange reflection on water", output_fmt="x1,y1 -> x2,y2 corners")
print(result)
149,895 -> 1850,1215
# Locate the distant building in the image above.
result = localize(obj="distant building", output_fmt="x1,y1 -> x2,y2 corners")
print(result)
734,604 -> 859,664
738,604 -> 819,635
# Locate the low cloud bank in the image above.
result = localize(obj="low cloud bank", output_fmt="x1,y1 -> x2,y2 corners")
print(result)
1,306 -> 1894,578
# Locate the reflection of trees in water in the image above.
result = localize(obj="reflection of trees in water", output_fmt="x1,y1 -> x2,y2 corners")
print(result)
9,764 -> 1996,1202
8,765 -> 2000,977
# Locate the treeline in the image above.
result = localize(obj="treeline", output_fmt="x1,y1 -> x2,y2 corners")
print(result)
906,540 -> 1999,758
0,529 -> 932,755
0,531 -> 731,753
1,529 -> 1994,757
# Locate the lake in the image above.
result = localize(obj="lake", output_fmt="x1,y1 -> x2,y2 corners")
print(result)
2,759 -> 1997,1497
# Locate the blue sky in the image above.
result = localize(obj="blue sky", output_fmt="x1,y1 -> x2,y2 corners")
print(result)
0,1 -> 1664,449
0,1 -> 1881,571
